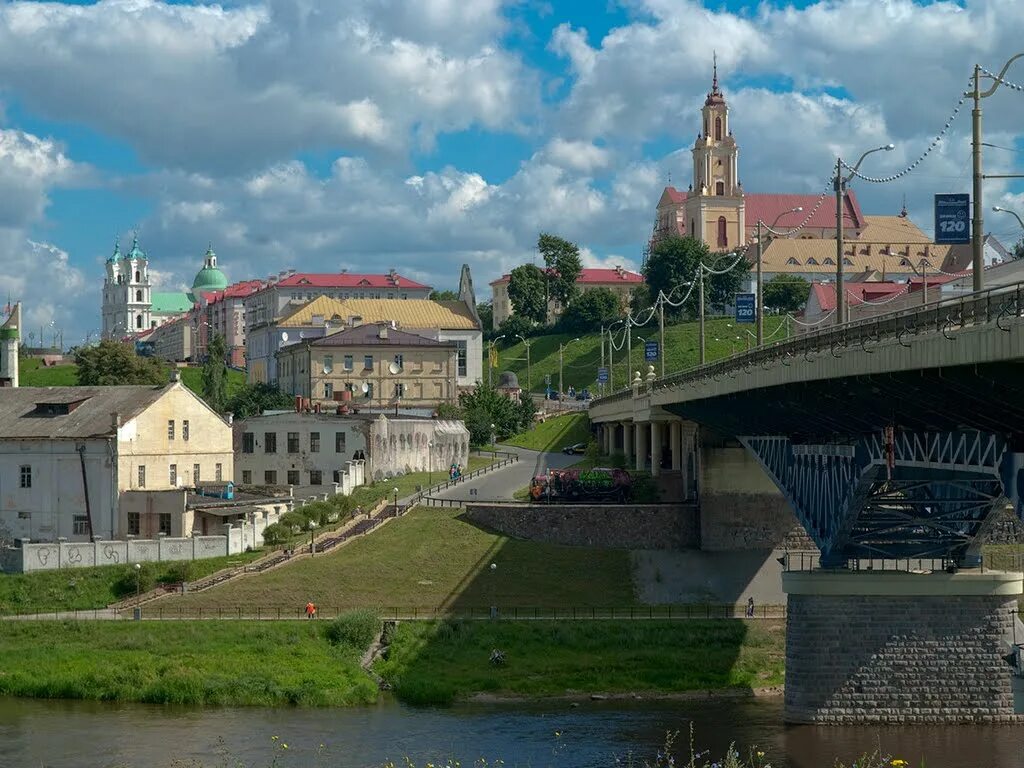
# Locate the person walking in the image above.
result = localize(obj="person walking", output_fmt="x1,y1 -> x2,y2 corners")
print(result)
745,596 -> 755,618
305,601 -> 316,619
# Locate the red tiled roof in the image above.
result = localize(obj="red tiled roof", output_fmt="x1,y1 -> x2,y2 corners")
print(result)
810,281 -> 909,311
662,186 -> 687,204
746,192 -> 864,231
275,272 -> 430,290
490,267 -> 642,286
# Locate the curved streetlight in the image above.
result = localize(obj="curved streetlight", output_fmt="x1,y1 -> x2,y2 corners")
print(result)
993,205 -> 1024,231
606,320 -> 624,391
754,206 -> 803,345
835,144 -> 896,324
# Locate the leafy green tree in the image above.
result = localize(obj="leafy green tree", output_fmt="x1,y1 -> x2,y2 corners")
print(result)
459,383 -> 528,445
226,382 -> 295,419
497,315 -> 534,341
201,333 -> 228,412
75,340 -> 167,386
643,235 -> 750,317
558,288 -> 621,334
429,289 -> 460,301
476,301 -> 493,333
629,283 -> 653,317
1013,238 -> 1024,260
538,233 -> 582,307
763,275 -> 811,314
507,264 -> 548,325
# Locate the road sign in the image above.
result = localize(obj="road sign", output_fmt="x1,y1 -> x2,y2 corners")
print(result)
735,293 -> 755,324
934,193 -> 970,244
644,341 -> 659,361
597,366 -> 609,383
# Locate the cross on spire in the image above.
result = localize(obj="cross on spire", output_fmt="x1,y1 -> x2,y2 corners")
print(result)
713,51 -> 719,93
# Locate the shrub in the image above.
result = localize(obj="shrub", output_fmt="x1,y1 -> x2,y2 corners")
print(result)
163,561 -> 194,584
631,472 -> 660,503
278,511 -> 309,532
324,609 -> 379,650
112,562 -> 157,598
261,523 -> 291,546
303,501 -> 334,526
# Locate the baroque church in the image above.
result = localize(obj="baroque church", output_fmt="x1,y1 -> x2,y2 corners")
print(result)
101,237 -> 229,339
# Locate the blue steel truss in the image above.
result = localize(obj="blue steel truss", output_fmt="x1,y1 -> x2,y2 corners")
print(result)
739,431 -> 1014,566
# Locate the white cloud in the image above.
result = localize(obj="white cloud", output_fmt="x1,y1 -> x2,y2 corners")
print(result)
543,138 -> 611,173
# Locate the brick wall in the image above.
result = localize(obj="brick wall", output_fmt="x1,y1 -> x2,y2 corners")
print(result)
462,503 -> 698,550
785,593 -> 1020,724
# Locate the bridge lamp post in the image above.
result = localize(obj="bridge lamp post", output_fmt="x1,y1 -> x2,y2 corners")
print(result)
835,144 -> 895,325
633,336 -> 645,378
755,206 -> 803,346
606,321 -> 623,391
558,338 -> 581,411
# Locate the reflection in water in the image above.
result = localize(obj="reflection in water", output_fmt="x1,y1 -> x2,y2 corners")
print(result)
1,696 -> 1022,768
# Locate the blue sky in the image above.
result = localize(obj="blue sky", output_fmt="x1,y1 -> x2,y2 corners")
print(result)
0,0 -> 1021,338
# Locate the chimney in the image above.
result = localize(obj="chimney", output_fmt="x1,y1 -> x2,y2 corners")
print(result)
111,412 -> 121,431
295,395 -> 302,413
378,324 -> 388,340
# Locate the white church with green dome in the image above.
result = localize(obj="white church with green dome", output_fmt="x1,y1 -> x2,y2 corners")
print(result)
101,237 -> 229,339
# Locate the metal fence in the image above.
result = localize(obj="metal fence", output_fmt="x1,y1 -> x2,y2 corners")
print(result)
780,551 -> 1024,573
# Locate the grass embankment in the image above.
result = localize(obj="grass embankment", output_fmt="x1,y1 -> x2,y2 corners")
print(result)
349,454 -> 494,508
0,619 -> 378,706
18,358 -> 246,399
377,619 -> 785,705
505,412 -> 591,453
162,506 -> 635,613
488,317 -> 788,394
0,552 -> 265,616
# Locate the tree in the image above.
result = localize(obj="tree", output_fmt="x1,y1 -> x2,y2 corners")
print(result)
538,233 -> 582,307
497,315 -> 534,341
429,289 -> 459,301
459,383 -> 529,445
75,340 -> 167,386
763,275 -> 811,314
225,382 -> 295,419
201,333 -> 228,412
476,301 -> 494,333
642,235 -> 750,317
506,264 -> 548,325
1013,238 -> 1024,260
558,288 -> 621,334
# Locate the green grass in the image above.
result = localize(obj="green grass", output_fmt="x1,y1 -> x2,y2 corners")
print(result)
0,551 -> 265,616
0,620 -> 378,706
179,366 -> 247,401
349,455 -> 494,508
376,619 -> 785,705
488,316 -> 788,394
18,358 -> 246,399
164,506 -> 635,612
505,412 -> 592,452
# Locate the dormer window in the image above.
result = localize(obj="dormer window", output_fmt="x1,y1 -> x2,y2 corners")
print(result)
786,257 -> 800,265
806,258 -> 819,266
823,257 -> 835,265
843,257 -> 854,266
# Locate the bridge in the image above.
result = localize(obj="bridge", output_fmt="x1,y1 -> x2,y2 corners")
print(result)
589,281 -> 1024,723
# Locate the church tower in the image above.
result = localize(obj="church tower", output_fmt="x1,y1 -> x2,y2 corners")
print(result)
683,55 -> 745,251
102,235 -> 152,338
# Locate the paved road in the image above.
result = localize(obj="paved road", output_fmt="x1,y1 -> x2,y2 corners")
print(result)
430,446 -> 580,502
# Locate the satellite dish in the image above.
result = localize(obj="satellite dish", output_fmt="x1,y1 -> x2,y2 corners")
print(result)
388,361 -> 401,375
361,382 -> 370,394
280,331 -> 289,342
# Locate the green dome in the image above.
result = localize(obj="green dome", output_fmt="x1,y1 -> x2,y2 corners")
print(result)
192,265 -> 229,292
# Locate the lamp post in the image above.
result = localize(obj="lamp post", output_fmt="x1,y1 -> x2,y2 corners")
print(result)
558,337 -> 580,411
309,521 -> 316,556
633,336 -> 645,379
428,440 -> 434,487
134,563 -> 142,620
835,144 -> 895,325
490,423 -> 496,449
513,334 -> 532,392
489,561 -> 498,619
993,205 -> 1024,232
487,335 -> 506,388
755,206 -> 803,345
392,486 -> 399,516
607,321 -> 623,390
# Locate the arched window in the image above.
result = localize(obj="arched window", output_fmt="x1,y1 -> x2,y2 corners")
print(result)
135,271 -> 141,282
136,314 -> 143,328
717,216 -> 728,248
690,219 -> 695,236
714,116 -> 722,141
715,180 -> 725,196
135,290 -> 143,302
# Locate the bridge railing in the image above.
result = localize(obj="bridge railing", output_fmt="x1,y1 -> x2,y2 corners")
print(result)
593,280 -> 1024,408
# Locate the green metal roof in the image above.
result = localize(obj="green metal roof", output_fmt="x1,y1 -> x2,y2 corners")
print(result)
191,266 -> 229,293
151,292 -> 194,314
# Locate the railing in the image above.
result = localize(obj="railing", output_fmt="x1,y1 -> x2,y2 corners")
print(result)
403,451 -> 520,506
594,280 -> 1024,408
779,551 -> 1024,573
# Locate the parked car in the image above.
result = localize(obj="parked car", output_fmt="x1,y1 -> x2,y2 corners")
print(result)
562,442 -> 587,455
575,389 -> 591,401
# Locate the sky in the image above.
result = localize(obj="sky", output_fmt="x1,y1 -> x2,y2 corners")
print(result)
1,0 -> 1023,343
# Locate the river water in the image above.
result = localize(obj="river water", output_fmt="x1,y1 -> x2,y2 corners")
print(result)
1,696 -> 1022,768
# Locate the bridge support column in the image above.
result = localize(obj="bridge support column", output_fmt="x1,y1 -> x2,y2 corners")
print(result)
783,569 -> 1024,724
669,421 -> 681,471
650,422 -> 662,477
621,421 -> 633,464
634,422 -> 647,471
603,424 -> 613,455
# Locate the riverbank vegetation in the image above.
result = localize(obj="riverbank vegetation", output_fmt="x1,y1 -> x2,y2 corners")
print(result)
0,619 -> 378,706
376,619 -> 785,706
504,411 -> 591,453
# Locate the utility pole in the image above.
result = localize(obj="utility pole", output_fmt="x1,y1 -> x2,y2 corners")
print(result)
834,157 -> 846,326
698,266 -> 706,365
658,298 -> 665,377
599,324 -> 605,395
756,218 -> 764,346
625,316 -> 632,380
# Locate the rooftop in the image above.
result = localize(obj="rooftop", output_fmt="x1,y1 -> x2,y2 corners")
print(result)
256,270 -> 431,294
0,385 -> 171,440
490,266 -> 642,287
277,296 -> 478,330
655,188 -> 867,232
309,323 -> 453,348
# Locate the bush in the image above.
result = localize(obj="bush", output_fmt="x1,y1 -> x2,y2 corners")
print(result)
278,511 -> 309,532
163,561 -> 194,584
303,501 -> 334,527
631,472 -> 660,503
112,562 -> 157,598
261,523 -> 291,546
324,609 -> 379,650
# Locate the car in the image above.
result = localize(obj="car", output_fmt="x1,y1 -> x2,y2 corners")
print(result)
562,442 -> 587,455
575,389 -> 591,401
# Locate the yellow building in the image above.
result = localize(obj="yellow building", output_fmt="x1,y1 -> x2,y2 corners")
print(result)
276,322 -> 459,411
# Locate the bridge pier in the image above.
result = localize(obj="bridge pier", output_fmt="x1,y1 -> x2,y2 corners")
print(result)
783,569 -> 1024,724
622,420 -> 633,464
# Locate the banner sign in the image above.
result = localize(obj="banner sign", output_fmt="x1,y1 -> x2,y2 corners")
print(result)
644,342 -> 659,361
735,293 -> 755,324
934,193 -> 970,244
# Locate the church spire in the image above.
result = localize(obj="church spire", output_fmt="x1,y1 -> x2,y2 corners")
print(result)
712,51 -> 719,93
705,52 -> 725,106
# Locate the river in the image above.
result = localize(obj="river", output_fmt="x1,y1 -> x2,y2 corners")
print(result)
1,696 -> 1021,768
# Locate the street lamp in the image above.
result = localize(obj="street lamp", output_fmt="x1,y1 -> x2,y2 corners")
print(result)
489,562 -> 498,619
754,206 -> 803,345
513,334 -> 532,392
487,335 -> 506,388
489,423 -> 496,448
557,338 -> 581,411
606,321 -> 624,390
835,144 -> 895,324
428,440 -> 434,487
633,335 -> 645,379
134,563 -> 142,620
392,486 -> 399,516
993,205 -> 1024,231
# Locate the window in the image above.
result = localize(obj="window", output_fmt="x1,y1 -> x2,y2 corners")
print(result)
843,257 -> 854,266
717,216 -> 728,248
455,340 -> 467,377
167,420 -> 175,440
73,515 -> 90,536
136,290 -> 143,302
715,180 -> 725,196
823,257 -> 836,266
806,257 -> 819,266
287,432 -> 300,453
193,463 -> 201,485
264,432 -> 277,453
365,382 -> 374,399
690,219 -> 695,236
343,355 -> 354,371
138,465 -> 146,488
324,383 -> 333,399
310,470 -> 323,486
127,512 -> 140,536
169,464 -> 177,486
395,382 -> 405,398
363,355 -> 374,371
333,470 -> 341,483
215,463 -> 223,481
136,314 -> 143,328
786,257 -> 800,265
182,420 -> 190,441
159,514 -> 171,535
264,470 -> 278,484
135,270 -> 141,282
310,432 -> 320,453
335,432 -> 346,453
19,465 -> 31,489
287,470 -> 300,485
323,354 -> 333,374
242,432 -> 254,453
393,353 -> 403,370
242,470 -> 252,484
714,116 -> 722,141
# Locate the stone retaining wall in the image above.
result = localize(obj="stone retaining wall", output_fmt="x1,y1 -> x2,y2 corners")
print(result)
462,503 -> 698,550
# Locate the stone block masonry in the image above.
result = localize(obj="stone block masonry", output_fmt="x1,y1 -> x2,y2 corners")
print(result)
783,570 -> 1024,724
462,503 -> 698,550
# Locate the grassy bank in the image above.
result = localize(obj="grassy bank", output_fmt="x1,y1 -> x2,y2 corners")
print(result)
0,551 -> 265,616
162,506 -> 635,612
18,358 -> 246,399
505,412 -> 591,453
377,619 -> 785,705
0,619 -> 378,706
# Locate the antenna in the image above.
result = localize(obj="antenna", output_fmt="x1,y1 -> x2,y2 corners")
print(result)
360,382 -> 370,394
388,361 -> 401,375
280,331 -> 289,342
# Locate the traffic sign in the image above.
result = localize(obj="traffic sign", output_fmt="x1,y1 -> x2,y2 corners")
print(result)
597,367 -> 609,383
735,293 -> 755,324
644,341 -> 659,361
934,193 -> 970,244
